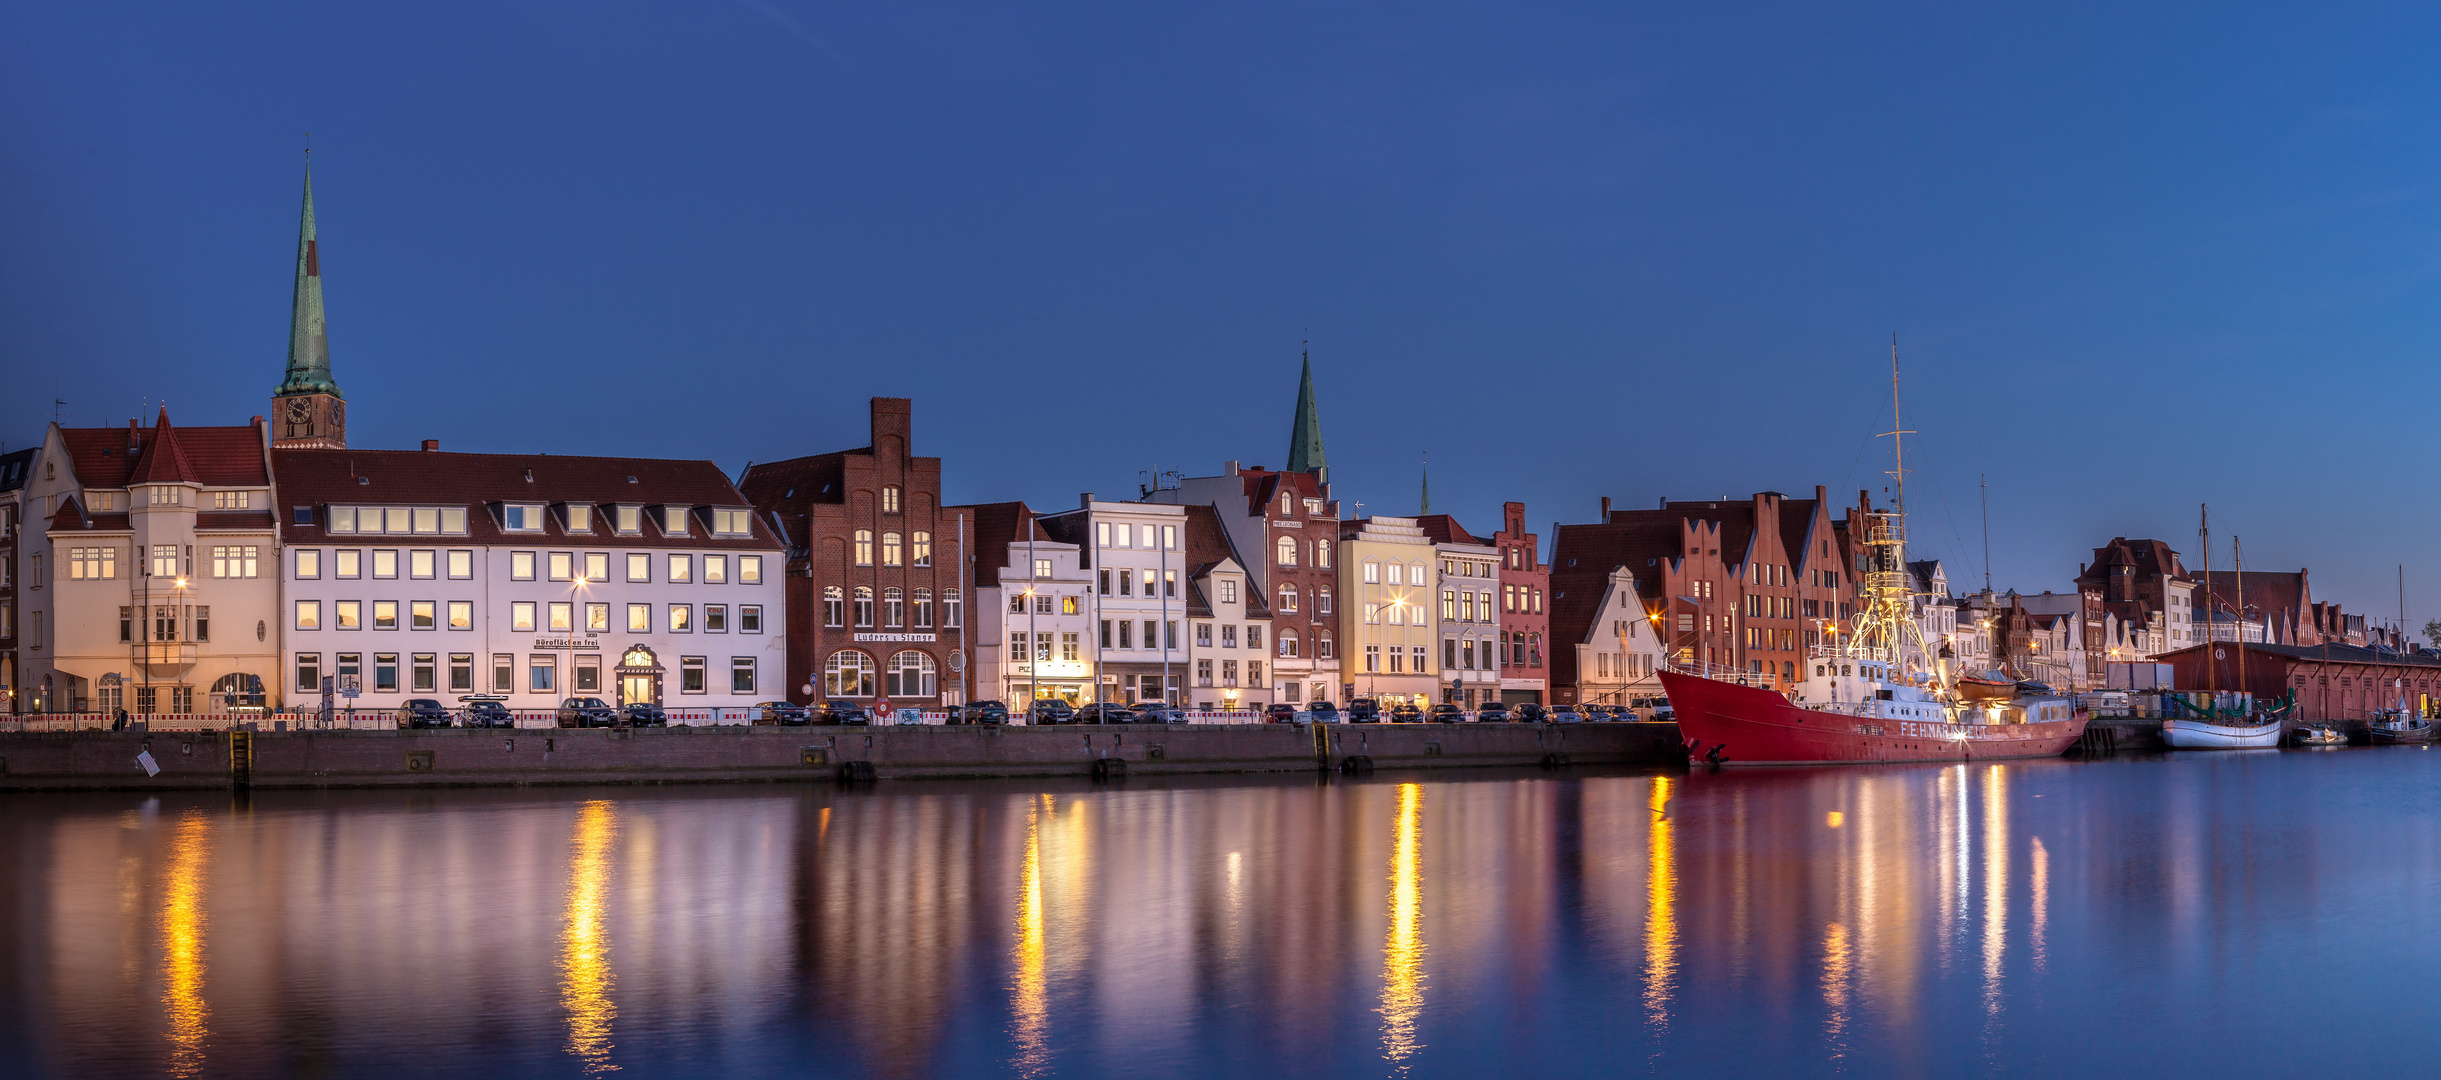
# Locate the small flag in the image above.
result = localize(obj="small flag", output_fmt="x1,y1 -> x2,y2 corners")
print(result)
136,751 -> 160,777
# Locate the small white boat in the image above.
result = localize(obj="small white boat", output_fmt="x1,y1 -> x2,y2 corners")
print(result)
2162,716 -> 2284,749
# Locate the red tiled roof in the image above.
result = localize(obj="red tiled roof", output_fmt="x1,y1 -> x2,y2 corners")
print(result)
59,412 -> 267,489
1181,503 -> 1268,619
1414,514 -> 1482,545
196,510 -> 278,532
737,451 -> 851,518
272,448 -> 776,550
945,501 -> 1055,588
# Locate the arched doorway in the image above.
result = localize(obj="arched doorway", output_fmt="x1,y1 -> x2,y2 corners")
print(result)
210,673 -> 265,711
886,650 -> 937,698
616,646 -> 663,707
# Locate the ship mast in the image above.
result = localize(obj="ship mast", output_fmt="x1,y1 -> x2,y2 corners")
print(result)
1850,334 -> 1932,683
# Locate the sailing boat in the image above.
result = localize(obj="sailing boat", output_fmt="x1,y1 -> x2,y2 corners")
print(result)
2163,522 -> 2282,749
1662,339 -> 2088,765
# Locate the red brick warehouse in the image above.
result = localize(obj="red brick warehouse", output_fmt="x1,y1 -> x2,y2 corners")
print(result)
739,399 -> 970,708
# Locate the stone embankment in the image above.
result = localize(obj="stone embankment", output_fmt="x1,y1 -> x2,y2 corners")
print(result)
0,722 -> 1687,791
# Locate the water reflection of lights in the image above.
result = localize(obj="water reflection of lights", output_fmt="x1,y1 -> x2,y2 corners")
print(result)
1380,782 -> 1426,1068
1011,794 -> 1051,1077
1821,920 -> 1853,1048
1643,776 -> 1676,1031
2030,836 -> 2050,972
561,800 -> 620,1074
161,810 -> 213,1080
1980,766 -> 2007,1016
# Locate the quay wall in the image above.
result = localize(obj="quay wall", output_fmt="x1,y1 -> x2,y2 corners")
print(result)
0,722 -> 1687,792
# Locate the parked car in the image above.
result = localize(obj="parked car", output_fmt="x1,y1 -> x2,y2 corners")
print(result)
1429,703 -> 1467,723
1075,703 -> 1136,724
1136,705 -> 1186,724
1390,702 -> 1425,723
557,697 -> 618,728
1630,696 -> 1676,722
1511,702 -> 1548,723
1346,697 -> 1381,723
1267,703 -> 1299,723
399,698 -> 453,729
621,702 -> 668,726
461,699 -> 515,728
1030,699 -> 1076,725
1548,704 -> 1587,723
1306,700 -> 1339,722
819,699 -> 871,726
755,701 -> 811,726
958,700 -> 1011,725
1604,704 -> 1638,722
1476,702 -> 1511,723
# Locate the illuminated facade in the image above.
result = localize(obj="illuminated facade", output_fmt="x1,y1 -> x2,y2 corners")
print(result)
1337,516 -> 1439,705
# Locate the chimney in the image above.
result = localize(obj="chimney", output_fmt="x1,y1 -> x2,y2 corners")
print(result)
128,418 -> 140,454
1600,496 -> 1611,520
1080,492 -> 1094,508
1224,461 -> 1239,476
422,439 -> 440,452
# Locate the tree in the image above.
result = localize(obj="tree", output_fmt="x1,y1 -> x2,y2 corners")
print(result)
2422,619 -> 2441,648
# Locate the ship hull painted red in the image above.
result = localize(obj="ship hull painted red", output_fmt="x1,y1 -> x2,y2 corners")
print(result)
1662,670 -> 2088,766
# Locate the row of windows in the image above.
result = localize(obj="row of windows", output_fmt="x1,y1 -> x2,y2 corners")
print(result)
1502,584 -> 1543,613
296,652 -> 755,695
295,600 -> 762,634
1438,557 -> 1493,579
1272,582 -> 1332,614
1098,522 -> 1179,551
1360,644 -> 1432,673
850,530 -> 932,567
1192,622 -> 1264,650
1102,620 -> 1177,650
1098,567 -> 1176,597
1011,591 -> 1082,615
293,548 -> 764,585
1360,560 -> 1429,586
81,487 -> 250,512
821,586 -> 963,629
1273,536 -> 1333,568
1195,658 -> 1265,687
326,505 -> 472,535
61,545 -> 264,581
1013,632 -> 1082,662
118,605 -> 212,642
1439,590 -> 1497,623
1274,491 -> 1327,517
822,650 -> 938,697
1594,651 -> 1651,679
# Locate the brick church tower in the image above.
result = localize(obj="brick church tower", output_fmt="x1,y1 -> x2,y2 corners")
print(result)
272,159 -> 346,449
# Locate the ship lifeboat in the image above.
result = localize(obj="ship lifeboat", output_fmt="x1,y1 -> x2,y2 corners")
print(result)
1955,671 -> 2015,704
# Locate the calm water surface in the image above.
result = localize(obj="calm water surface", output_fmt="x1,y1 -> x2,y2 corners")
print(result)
6,750 -> 2441,1078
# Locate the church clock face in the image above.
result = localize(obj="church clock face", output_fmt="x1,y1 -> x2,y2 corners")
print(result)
329,400 -> 345,429
286,397 -> 311,431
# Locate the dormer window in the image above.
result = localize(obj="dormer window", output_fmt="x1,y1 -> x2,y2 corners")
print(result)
663,506 -> 691,536
711,509 -> 752,537
211,491 -> 251,510
566,505 -> 593,533
87,491 -> 120,511
502,504 -> 546,532
615,506 -> 642,535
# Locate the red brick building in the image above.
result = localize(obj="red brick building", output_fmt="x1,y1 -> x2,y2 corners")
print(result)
739,399 -> 968,707
2158,641 -> 2441,721
1549,488 -> 1854,705
1491,501 -> 1547,704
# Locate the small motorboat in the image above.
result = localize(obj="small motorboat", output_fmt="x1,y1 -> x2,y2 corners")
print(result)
2163,715 -> 2284,749
2368,709 -> 2433,744
2290,724 -> 2347,747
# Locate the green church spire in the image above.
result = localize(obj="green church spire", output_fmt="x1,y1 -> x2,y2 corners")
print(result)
276,161 -> 340,398
1420,453 -> 1430,515
1284,347 -> 1327,484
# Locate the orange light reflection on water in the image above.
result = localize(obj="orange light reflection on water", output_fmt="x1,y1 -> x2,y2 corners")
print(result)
561,800 -> 620,1074
1011,793 -> 1051,1077
1379,782 -> 1426,1069
1643,775 -> 1676,1032
160,811 -> 213,1079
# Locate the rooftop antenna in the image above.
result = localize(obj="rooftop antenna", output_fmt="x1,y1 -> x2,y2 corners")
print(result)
51,399 -> 66,425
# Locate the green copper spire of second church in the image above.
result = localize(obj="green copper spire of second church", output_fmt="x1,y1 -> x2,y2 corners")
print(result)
276,161 -> 340,398
1285,347 -> 1327,484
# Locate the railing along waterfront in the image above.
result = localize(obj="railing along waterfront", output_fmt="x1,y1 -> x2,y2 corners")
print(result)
0,706 -> 1655,733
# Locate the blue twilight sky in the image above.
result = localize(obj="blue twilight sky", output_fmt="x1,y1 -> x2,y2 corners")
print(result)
4,2 -> 2438,622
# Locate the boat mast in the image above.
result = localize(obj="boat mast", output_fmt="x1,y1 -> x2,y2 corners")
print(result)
1857,334 -> 1926,678
2200,504 -> 2214,693
2233,534 -> 2246,712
